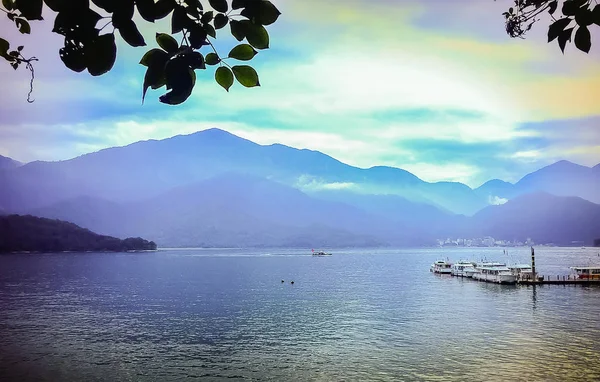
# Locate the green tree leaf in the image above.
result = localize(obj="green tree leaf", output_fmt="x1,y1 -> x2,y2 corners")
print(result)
118,19 -> 147,47
204,23 -> 216,38
228,44 -> 257,60
574,25 -> 591,53
14,0 -> 43,20
139,48 -> 169,67
230,20 -> 246,41
214,13 -> 228,29
85,33 -> 117,76
209,0 -> 228,13
215,66 -> 233,91
232,65 -> 259,87
241,1 -> 281,26
201,10 -> 214,24
156,33 -> 178,54
241,20 -> 269,49
548,18 -> 571,42
205,52 -> 220,65
15,18 -> 31,34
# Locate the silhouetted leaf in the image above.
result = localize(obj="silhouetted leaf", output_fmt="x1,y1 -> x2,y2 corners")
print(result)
574,25 -> 591,53
592,5 -> 600,26
205,52 -> 219,65
204,23 -> 216,38
575,7 -> 594,26
2,0 -> 13,11
241,0 -> 281,26
160,58 -> 195,105
136,0 -> 155,22
558,27 -> 573,53
232,65 -> 259,87
209,0 -> 227,13
230,20 -> 245,41
241,20 -> 269,49
14,0 -> 43,20
187,51 -> 205,69
17,45 -> 23,51
156,33 -> 178,54
140,48 -> 169,67
548,18 -> 571,42
214,13 -> 228,29
0,37 -> 10,59
562,0 -> 583,17
43,0 -> 67,12
118,19 -> 146,47
85,33 -> 117,76
232,0 -> 247,10
201,10 -> 214,24
59,40 -> 86,73
155,0 -> 176,20
112,0 -> 135,29
15,18 -> 30,34
548,0 -> 558,15
228,44 -> 257,60
172,6 -> 189,34
92,0 -> 117,13
143,64 -> 166,103
188,24 -> 208,48
215,66 -> 233,91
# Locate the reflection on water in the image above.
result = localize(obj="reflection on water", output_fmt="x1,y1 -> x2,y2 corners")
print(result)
1,247 -> 599,381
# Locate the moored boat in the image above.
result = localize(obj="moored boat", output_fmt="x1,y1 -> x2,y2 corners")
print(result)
569,266 -> 600,280
451,261 -> 476,277
508,264 -> 534,281
312,249 -> 332,256
430,260 -> 452,274
472,262 -> 516,284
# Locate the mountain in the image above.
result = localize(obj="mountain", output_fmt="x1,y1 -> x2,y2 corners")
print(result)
0,214 -> 156,253
0,155 -> 21,171
475,160 -> 600,204
29,174 -> 402,248
0,128 -> 486,215
470,192 -> 600,246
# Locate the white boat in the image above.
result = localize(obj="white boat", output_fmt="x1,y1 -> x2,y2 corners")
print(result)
430,260 -> 452,274
451,261 -> 476,277
569,266 -> 600,280
472,262 -> 517,284
312,250 -> 332,256
508,264 -> 534,281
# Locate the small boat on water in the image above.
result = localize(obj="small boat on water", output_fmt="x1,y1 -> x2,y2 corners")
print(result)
570,266 -> 600,280
430,260 -> 452,274
311,249 -> 332,256
472,262 -> 517,284
451,261 -> 476,277
508,264 -> 534,281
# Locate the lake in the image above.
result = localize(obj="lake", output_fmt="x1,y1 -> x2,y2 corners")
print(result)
1,247 -> 600,381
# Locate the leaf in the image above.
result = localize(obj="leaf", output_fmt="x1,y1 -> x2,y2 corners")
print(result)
204,23 -> 216,38
214,13 -> 228,29
215,66 -> 233,91
172,5 -> 189,34
231,0 -> 247,10
155,0 -> 176,20
91,0 -> 117,13
85,33 -> 117,76
241,20 -> 269,49
188,24 -> 208,48
14,0 -> 43,20
43,0 -> 67,12
136,0 -> 155,23
140,48 -> 169,67
558,27 -> 574,53
0,37 -> 10,59
205,52 -> 220,65
232,65 -> 259,87
160,58 -> 195,105
548,0 -> 558,15
187,51 -> 205,69
112,0 -> 135,28
15,18 -> 30,34
592,5 -> 600,26
574,25 -> 591,53
17,45 -> 23,51
241,0 -> 281,26
575,7 -> 594,27
156,33 -> 178,54
118,19 -> 146,47
548,18 -> 571,42
59,40 -> 86,73
2,0 -> 13,11
562,0 -> 582,17
209,0 -> 228,13
228,44 -> 257,60
143,64 -> 166,103
230,20 -> 245,41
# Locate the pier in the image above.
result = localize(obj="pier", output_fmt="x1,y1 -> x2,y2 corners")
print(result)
518,275 -> 600,286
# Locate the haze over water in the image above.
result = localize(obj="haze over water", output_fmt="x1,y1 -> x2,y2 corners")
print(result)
1,247 -> 600,381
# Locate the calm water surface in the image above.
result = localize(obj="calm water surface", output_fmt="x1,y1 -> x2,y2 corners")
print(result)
1,247 -> 600,381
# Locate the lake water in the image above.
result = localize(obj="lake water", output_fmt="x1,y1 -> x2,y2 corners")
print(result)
1,247 -> 600,381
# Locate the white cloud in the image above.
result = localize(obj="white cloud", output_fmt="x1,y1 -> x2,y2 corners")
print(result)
488,195 -> 508,205
294,175 -> 357,192
397,162 -> 481,184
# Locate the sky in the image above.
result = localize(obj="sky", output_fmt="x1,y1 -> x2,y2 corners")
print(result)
0,0 -> 599,187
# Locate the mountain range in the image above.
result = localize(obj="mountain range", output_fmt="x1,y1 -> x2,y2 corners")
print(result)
1,128 -> 598,247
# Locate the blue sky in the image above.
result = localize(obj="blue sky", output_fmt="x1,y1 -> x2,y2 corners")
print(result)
0,0 -> 599,187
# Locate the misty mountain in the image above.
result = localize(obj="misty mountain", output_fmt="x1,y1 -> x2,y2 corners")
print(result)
0,155 -> 21,171
476,160 -> 599,204
470,192 -> 600,246
0,128 -> 486,215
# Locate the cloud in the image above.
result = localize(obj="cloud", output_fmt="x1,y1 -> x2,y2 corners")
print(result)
294,175 -> 357,192
488,195 -> 508,206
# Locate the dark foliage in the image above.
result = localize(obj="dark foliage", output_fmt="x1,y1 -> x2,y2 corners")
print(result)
0,214 -> 157,253
0,0 -> 280,103
500,0 -> 599,53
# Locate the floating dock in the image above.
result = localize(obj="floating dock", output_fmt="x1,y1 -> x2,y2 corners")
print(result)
518,276 -> 600,286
